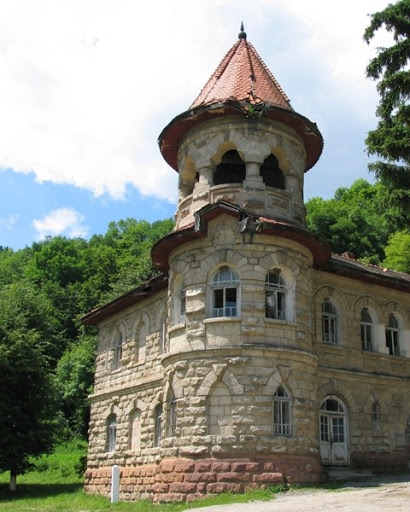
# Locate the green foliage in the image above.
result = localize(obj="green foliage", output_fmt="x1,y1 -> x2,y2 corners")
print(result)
306,179 -> 392,263
54,335 -> 96,437
364,0 -> 410,227
384,231 -> 410,271
0,329 -> 58,483
0,217 -> 174,452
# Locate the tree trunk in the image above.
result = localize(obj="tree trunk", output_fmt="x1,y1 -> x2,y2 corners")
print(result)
9,466 -> 17,491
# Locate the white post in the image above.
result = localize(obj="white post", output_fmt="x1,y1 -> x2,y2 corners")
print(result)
111,465 -> 120,503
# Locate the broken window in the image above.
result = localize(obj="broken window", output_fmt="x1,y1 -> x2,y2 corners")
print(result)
265,269 -> 286,320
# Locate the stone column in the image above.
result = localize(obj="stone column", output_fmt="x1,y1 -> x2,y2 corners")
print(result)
244,161 -> 264,189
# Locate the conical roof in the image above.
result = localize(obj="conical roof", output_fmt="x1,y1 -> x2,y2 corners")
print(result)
191,26 -> 292,110
159,26 -> 323,172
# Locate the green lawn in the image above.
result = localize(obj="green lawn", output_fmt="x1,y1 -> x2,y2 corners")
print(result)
0,441 -> 285,511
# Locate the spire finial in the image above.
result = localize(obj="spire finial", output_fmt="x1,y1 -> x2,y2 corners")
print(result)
238,22 -> 247,40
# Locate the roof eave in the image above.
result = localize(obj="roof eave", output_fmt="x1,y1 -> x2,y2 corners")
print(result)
158,101 -> 323,173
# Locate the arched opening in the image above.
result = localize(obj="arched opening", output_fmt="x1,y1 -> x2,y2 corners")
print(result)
260,154 -> 284,189
209,381 -> 232,435
319,396 -> 349,465
214,150 -> 245,185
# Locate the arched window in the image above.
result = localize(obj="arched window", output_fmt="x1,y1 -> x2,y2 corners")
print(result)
135,316 -> 148,363
214,150 -> 246,185
106,413 -> 117,452
322,300 -> 338,345
372,402 -> 381,424
273,386 -> 291,436
154,404 -> 163,447
260,154 -> 284,189
112,333 -> 123,370
361,308 -> 373,351
211,266 -> 240,317
168,392 -> 177,437
386,313 -> 400,356
129,409 -> 141,450
265,270 -> 286,320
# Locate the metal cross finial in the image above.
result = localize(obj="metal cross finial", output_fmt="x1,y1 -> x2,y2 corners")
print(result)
238,22 -> 247,40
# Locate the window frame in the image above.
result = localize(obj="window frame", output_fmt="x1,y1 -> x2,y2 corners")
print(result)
385,313 -> 400,356
273,386 -> 292,436
112,332 -> 123,370
211,266 -> 240,318
154,404 -> 163,447
168,392 -> 177,437
322,300 -> 338,345
361,307 -> 373,351
265,270 -> 286,320
106,413 -> 117,452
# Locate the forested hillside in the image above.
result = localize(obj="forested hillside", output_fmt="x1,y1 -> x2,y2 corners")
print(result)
1,179 -> 409,485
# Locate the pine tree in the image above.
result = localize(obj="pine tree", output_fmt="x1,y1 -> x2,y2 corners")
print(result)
364,0 -> 410,227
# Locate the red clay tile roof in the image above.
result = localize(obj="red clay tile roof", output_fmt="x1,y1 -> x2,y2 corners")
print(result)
158,28 -> 323,173
190,36 -> 292,110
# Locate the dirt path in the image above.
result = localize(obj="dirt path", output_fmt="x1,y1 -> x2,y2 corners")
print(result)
186,475 -> 410,512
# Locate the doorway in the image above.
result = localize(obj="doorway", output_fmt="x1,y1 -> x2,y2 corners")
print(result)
319,396 -> 349,465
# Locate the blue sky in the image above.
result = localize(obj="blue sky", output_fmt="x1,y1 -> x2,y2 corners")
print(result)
0,0 -> 390,250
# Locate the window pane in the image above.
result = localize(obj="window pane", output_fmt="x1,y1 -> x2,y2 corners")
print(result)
225,287 -> 237,316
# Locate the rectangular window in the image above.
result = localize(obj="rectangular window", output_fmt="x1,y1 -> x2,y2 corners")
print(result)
386,329 -> 400,356
361,323 -> 372,351
273,400 -> 291,436
322,316 -> 337,344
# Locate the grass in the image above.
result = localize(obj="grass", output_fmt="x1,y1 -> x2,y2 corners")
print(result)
0,441 -> 287,511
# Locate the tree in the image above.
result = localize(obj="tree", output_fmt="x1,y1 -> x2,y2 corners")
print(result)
364,0 -> 410,227
306,179 -> 392,263
54,334 -> 96,437
0,282 -> 58,490
384,231 -> 410,271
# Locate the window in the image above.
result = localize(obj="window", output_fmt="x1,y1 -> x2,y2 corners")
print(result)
212,266 -> 240,317
260,154 -> 284,189
265,270 -> 286,320
112,333 -> 123,370
154,404 -> 163,447
168,392 -> 177,437
361,308 -> 373,351
129,409 -> 141,450
322,300 -> 338,344
214,150 -> 246,185
273,386 -> 291,436
372,402 -> 381,424
106,414 -> 117,452
386,313 -> 400,356
180,288 -> 186,324
135,316 -> 148,362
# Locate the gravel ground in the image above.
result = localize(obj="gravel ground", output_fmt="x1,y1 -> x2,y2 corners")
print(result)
185,474 -> 410,512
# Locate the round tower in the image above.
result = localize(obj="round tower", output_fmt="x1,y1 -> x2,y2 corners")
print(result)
158,24 -> 323,230
150,26 -> 331,489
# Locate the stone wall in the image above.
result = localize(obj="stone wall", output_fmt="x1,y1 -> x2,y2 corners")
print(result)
86,213 -> 410,502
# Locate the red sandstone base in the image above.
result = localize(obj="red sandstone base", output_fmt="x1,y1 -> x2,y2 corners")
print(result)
85,455 -> 325,502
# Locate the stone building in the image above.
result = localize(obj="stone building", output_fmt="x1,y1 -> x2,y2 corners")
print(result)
83,26 -> 410,502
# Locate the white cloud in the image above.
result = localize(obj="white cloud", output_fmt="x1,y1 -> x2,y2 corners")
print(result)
33,208 -> 88,240
0,0 -> 391,203
0,214 -> 19,231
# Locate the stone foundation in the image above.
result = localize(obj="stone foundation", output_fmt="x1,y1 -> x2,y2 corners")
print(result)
85,454 -> 324,502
